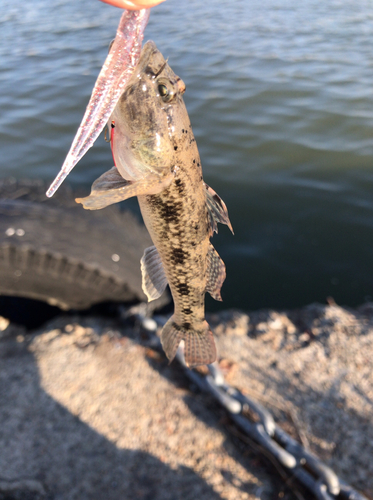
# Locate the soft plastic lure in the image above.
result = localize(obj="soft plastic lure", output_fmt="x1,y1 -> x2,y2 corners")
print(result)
46,8 -> 150,197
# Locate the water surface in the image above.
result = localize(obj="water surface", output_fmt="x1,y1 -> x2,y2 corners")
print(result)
1,0 -> 373,311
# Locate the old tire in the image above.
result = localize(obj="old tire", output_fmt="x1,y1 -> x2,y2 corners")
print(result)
0,178 -> 157,310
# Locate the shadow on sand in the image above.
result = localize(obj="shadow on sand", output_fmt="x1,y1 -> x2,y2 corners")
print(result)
0,334 -> 224,500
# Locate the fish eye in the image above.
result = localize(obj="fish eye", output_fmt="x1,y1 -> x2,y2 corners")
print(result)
158,83 -> 174,103
158,84 -> 168,97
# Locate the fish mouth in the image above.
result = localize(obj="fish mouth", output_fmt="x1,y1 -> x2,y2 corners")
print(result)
46,9 -> 150,198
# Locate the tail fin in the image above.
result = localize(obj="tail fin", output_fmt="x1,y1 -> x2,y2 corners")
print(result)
161,316 -> 217,367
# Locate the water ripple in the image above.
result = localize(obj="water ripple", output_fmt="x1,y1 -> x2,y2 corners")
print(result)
1,0 -> 373,309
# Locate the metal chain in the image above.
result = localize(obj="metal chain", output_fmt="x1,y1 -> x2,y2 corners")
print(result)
125,305 -> 368,500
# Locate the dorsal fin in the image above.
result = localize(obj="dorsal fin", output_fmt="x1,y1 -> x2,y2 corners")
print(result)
206,243 -> 226,301
204,183 -> 234,235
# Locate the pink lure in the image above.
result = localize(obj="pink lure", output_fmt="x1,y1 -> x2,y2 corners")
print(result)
46,8 -> 150,198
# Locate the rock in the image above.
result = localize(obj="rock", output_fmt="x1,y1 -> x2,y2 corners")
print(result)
0,316 -> 267,500
0,302 -> 372,498
214,303 -> 373,496
208,310 -> 250,337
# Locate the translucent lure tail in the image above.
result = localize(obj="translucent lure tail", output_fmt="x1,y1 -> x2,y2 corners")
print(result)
46,8 -> 150,198
161,316 -> 217,367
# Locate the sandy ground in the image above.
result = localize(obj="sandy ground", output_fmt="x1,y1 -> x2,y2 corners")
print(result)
0,302 -> 372,500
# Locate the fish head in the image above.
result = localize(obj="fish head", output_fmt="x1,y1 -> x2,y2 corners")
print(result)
110,40 -> 187,181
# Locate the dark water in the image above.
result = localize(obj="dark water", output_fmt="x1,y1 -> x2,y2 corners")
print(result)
1,0 -> 373,311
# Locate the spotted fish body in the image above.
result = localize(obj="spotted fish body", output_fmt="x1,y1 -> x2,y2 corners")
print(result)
138,141 -> 220,366
76,41 -> 233,367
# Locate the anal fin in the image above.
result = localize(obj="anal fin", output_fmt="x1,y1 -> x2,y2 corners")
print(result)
76,166 -> 173,210
206,243 -> 226,301
140,245 -> 168,302
204,182 -> 234,235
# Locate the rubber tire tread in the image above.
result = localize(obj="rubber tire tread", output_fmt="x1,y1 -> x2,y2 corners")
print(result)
0,178 -> 160,310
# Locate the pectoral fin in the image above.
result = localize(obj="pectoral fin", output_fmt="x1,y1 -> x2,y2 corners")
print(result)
76,166 -> 173,210
206,243 -> 226,301
141,245 -> 168,301
204,182 -> 234,235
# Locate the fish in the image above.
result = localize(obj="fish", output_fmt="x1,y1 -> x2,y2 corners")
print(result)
76,41 -> 233,367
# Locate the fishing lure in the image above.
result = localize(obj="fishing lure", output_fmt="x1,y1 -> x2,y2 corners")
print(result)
46,8 -> 150,197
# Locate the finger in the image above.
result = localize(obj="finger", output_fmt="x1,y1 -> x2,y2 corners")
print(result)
99,0 -> 166,9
